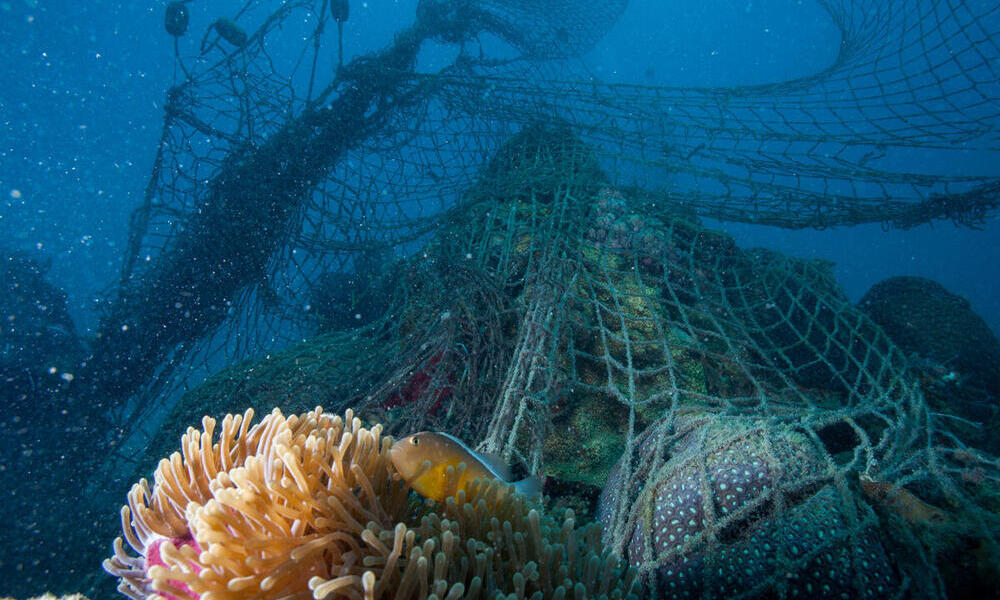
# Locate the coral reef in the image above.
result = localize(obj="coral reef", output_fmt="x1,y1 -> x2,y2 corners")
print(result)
859,276 -> 1000,451
106,407 -> 638,600
99,126 -> 1000,600
599,416 -> 904,599
859,276 -> 1000,397
543,195 -> 708,494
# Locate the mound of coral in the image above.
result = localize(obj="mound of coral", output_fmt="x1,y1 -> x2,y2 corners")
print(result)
859,276 -> 1000,452
859,276 -> 1000,398
107,126 -> 1000,600
105,407 -> 638,600
600,416 -> 901,599
598,411 -> 1000,599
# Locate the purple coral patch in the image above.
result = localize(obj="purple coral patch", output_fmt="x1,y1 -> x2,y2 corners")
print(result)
645,463 -> 705,559
648,487 -> 899,600
708,459 -> 772,517
630,456 -> 774,566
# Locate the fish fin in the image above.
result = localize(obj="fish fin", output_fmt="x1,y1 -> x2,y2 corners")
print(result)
513,475 -> 543,499
473,451 -> 513,481
436,431 -> 515,480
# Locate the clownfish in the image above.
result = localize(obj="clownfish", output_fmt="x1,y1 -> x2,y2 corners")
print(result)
389,431 -> 542,502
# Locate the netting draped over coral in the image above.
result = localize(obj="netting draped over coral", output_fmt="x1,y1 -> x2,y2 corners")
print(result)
48,0 -> 999,597
84,0 -> 1000,426
166,124 -> 999,598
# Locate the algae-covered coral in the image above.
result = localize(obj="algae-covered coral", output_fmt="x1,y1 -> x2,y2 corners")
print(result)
105,407 -> 638,600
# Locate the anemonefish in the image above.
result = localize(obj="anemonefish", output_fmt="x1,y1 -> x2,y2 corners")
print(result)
390,431 -> 542,502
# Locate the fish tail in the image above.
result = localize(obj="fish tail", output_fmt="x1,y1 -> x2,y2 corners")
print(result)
513,475 -> 543,500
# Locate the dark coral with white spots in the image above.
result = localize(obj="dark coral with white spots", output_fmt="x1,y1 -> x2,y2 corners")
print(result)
631,456 -> 774,566
650,488 -> 898,599
604,418 -> 902,599
624,425 -> 779,567
645,463 -> 705,560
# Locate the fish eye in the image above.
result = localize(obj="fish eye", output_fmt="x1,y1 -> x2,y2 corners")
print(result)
412,436 -> 420,446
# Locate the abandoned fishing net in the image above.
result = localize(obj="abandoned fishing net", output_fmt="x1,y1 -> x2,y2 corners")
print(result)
5,0 -> 1000,598
100,0 -> 999,596
88,0 -> 1000,422
144,123 -> 1000,599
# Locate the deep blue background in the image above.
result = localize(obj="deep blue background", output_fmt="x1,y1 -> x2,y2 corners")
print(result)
2,0 -> 997,341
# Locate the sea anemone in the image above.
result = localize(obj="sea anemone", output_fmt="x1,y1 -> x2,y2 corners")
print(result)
104,407 -> 638,600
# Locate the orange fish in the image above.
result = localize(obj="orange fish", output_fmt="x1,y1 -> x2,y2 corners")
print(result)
859,474 -> 949,526
390,431 -> 541,502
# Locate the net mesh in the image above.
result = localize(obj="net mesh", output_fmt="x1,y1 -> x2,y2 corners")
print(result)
94,0 -> 1000,426
146,123 -> 999,598
13,0 -> 999,597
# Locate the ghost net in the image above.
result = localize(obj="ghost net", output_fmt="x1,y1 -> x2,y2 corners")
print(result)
23,0 -> 1000,597
87,0 -> 1000,453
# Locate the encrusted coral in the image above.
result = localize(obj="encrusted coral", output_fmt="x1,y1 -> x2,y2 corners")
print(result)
859,276 -> 1000,452
859,276 -> 1000,398
599,416 -> 903,599
543,395 -> 627,489
105,407 -> 638,600
543,208 -> 709,491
